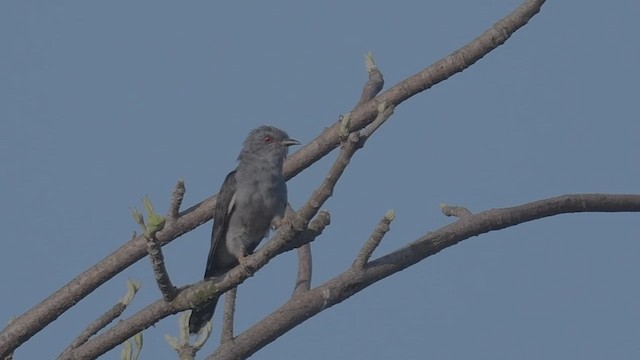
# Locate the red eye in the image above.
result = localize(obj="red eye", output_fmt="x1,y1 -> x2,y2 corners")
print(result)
263,136 -> 272,143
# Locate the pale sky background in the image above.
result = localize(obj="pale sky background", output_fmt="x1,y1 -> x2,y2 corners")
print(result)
1,1 -> 639,359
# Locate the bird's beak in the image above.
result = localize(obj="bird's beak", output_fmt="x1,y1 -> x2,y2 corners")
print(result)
281,138 -> 301,147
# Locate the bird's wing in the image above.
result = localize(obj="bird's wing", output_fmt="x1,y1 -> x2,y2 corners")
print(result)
204,169 -> 237,278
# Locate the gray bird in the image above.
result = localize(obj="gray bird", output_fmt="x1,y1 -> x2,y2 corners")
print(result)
189,125 -> 300,334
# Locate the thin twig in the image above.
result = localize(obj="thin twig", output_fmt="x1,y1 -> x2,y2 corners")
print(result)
297,133 -> 358,223
146,233 -> 178,301
361,103 -> 395,140
134,197 -> 178,302
168,180 -> 186,223
293,244 -> 312,295
353,209 -> 395,269
354,52 -> 385,108
220,288 -> 237,344
58,303 -> 126,359
57,280 -> 140,359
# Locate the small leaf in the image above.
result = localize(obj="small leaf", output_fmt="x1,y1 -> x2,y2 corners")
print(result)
385,209 -> 396,222
121,279 -> 141,305
340,113 -> 351,137
120,340 -> 132,360
164,334 -> 179,350
132,332 -> 143,360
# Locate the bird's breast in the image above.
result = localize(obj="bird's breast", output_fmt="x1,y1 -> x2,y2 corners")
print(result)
234,178 -> 286,223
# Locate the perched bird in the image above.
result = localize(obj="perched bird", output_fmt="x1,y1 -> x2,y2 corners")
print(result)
189,125 -> 300,334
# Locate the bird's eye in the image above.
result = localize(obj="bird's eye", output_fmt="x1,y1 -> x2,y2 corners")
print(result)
263,136 -> 272,143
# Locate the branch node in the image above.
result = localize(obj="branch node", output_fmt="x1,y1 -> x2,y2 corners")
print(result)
339,113 -> 351,139
440,203 -> 472,218
360,103 -> 395,140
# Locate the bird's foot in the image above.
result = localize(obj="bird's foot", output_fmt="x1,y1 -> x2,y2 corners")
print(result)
272,217 -> 290,229
236,254 -> 253,279
273,213 -> 306,232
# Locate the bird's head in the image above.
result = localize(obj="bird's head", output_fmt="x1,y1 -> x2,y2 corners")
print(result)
239,125 -> 300,163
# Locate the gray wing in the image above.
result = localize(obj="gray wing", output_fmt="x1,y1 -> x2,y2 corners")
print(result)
204,170 -> 237,278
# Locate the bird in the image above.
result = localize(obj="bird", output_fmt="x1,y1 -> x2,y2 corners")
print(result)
189,125 -> 300,334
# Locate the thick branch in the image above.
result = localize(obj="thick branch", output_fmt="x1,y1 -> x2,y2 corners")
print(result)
208,193 -> 640,359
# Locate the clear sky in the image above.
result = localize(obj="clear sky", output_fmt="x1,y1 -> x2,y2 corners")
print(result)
2,1 -> 639,359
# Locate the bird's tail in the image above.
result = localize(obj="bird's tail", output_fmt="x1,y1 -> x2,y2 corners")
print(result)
189,296 -> 220,334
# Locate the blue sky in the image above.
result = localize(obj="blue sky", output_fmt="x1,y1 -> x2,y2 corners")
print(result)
1,1 -> 639,359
